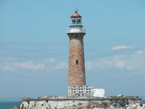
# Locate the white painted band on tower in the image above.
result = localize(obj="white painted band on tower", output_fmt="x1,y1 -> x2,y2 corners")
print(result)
67,29 -> 86,33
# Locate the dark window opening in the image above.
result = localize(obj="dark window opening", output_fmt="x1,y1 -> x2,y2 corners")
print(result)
76,60 -> 78,65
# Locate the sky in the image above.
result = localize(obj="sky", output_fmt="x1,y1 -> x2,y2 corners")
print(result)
0,0 -> 145,100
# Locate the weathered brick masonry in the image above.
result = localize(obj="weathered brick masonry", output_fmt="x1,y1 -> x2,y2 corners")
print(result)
67,33 -> 86,86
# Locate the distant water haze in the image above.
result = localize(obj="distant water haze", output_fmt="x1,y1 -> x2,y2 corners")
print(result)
0,97 -> 22,101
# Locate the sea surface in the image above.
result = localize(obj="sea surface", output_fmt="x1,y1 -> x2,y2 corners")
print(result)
0,100 -> 145,109
0,101 -> 21,109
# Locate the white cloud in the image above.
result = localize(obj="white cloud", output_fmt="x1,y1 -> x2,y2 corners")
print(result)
3,61 -> 45,71
55,62 -> 68,69
95,57 -> 117,70
3,65 -> 15,71
14,61 -> 45,70
93,50 -> 145,73
94,56 -> 126,70
112,45 -> 133,50
45,58 -> 55,63
85,61 -> 93,70
45,58 -> 68,70
94,55 -> 128,70
116,61 -> 124,68
135,50 -> 143,54
2,58 -> 69,71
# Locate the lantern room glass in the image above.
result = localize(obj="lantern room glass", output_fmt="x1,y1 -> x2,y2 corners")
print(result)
71,18 -> 82,26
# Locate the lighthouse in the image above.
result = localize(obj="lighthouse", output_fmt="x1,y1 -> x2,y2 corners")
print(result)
67,10 -> 93,97
67,10 -> 86,86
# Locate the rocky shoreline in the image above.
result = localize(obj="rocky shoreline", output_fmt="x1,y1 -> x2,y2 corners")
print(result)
12,96 -> 145,109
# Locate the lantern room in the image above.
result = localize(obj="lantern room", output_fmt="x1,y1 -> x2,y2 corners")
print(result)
70,10 -> 82,26
67,10 -> 86,33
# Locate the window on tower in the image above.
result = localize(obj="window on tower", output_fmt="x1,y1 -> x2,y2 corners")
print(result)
72,19 -> 75,24
77,19 -> 81,24
76,60 -> 78,65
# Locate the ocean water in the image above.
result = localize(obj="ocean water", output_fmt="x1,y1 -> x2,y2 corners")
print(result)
0,101 -> 21,109
0,100 -> 145,109
142,100 -> 145,104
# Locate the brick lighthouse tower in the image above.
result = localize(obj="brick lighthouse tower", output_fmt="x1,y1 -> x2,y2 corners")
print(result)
67,10 -> 91,97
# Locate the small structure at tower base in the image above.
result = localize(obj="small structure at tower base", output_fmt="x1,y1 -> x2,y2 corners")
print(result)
68,85 -> 93,97
93,89 -> 105,97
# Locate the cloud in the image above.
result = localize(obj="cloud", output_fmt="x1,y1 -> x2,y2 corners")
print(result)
112,45 -> 133,50
116,61 -> 124,68
3,65 -> 15,71
14,61 -> 45,70
135,50 -> 142,54
93,50 -> 145,73
55,62 -> 68,69
94,55 -> 127,70
2,57 -> 69,71
3,61 -> 45,71
85,61 -> 93,70
95,58 -> 113,70
94,56 -> 126,70
45,58 -> 68,70
45,58 -> 55,63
